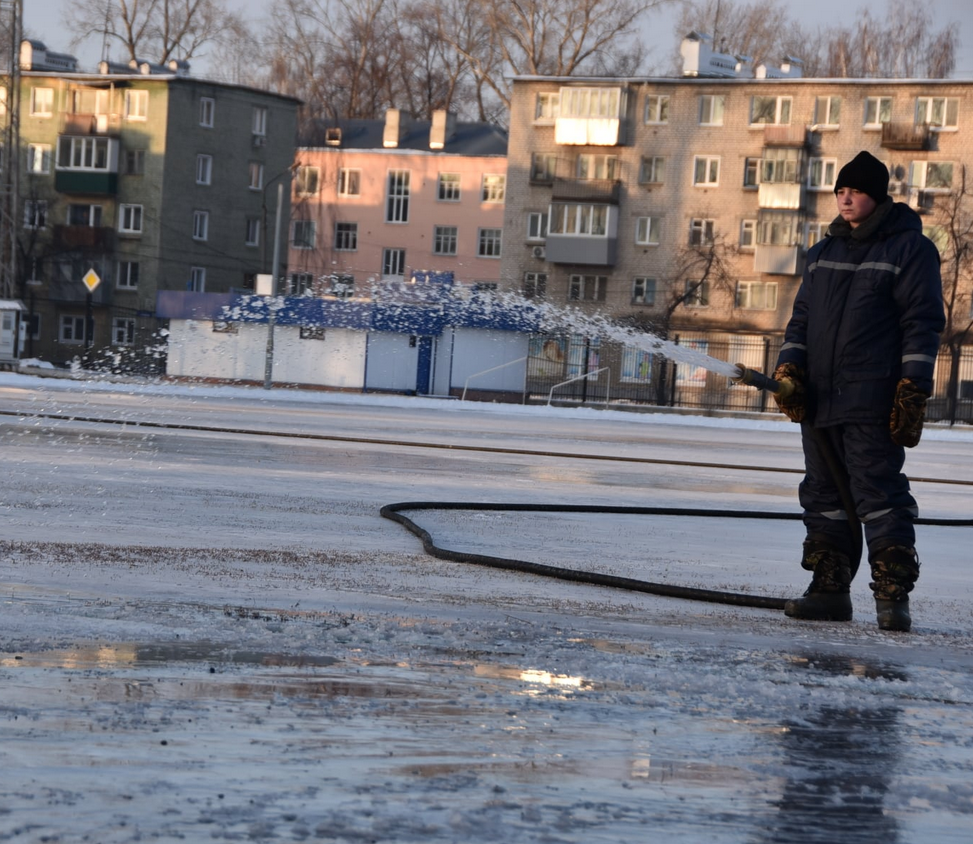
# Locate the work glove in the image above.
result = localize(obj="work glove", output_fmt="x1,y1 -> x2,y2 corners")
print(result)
772,362 -> 806,423
890,378 -> 927,448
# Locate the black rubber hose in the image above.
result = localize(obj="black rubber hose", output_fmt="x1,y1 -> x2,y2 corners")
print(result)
380,502 -> 973,612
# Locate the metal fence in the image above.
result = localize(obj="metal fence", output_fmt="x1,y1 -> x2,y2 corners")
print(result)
525,334 -> 973,425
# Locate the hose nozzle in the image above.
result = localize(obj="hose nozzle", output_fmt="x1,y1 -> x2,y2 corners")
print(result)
732,363 -> 783,395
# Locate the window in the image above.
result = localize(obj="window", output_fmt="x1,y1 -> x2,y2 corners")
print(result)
59,315 -> 86,344
123,149 -> 145,175
750,95 -> 791,125
199,97 -> 215,127
864,96 -> 893,128
112,317 -> 135,345
523,272 -> 547,300
760,148 -> 800,183
248,162 -> 264,190
292,220 -> 315,248
433,225 -> 458,255
535,92 -> 560,122
635,216 -> 661,245
124,90 -> 148,120
550,203 -> 609,236
117,261 -> 139,289
693,155 -> 720,186
71,88 -> 108,114
386,170 -> 410,222
638,156 -> 665,184
331,274 -> 355,299
57,136 -> 111,171
27,144 -> 52,174
530,154 -> 557,182
699,94 -> 725,126
743,157 -> 759,188
196,154 -> 213,185
24,200 -> 48,229
916,97 -> 958,129
740,219 -> 756,250
193,210 -> 209,241
808,157 -> 837,190
252,106 -> 267,136
477,228 -> 502,258
644,94 -> 669,124
245,218 -> 260,247
295,165 -> 319,195
736,280 -> 778,310
334,221 -> 358,251
632,277 -> 656,306
758,210 -> 800,245
189,267 -> 206,292
527,212 -> 549,240
290,272 -> 314,295
481,174 -> 506,202
689,218 -> 715,246
576,155 -> 618,180
568,274 -> 607,302
338,168 -> 361,197
68,204 -> 102,226
438,172 -> 461,200
806,221 -> 829,249
559,87 -> 623,119
119,204 -> 143,233
813,96 -> 841,127
382,248 -> 405,277
683,279 -> 709,307
911,160 -> 953,192
30,87 -> 54,116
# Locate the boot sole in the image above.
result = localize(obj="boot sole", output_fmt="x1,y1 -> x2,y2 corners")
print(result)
783,596 -> 853,622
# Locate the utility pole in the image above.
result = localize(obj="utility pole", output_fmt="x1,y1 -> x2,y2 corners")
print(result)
263,181 -> 283,389
0,0 -> 23,302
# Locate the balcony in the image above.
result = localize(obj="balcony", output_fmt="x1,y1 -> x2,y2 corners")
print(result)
761,125 -> 808,146
881,123 -> 931,150
545,234 -> 617,266
551,178 -> 621,204
758,181 -> 804,210
53,225 -> 115,252
754,244 -> 802,275
60,113 -> 121,136
554,117 -> 624,146
55,170 -> 118,195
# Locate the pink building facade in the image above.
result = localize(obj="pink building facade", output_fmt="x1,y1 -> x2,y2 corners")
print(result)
285,110 -> 508,300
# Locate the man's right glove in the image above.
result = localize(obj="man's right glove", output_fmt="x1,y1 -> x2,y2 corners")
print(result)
890,378 -> 927,448
772,362 -> 806,423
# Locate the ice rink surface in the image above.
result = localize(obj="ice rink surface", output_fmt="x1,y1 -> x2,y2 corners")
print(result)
2,371 -> 972,843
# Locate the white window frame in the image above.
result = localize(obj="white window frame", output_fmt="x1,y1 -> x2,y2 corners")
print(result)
689,218 -> 715,247
27,143 -> 52,174
523,272 -> 547,300
199,97 -> 215,128
698,94 -> 725,126
806,221 -> 829,249
382,247 -> 405,277
112,317 -> 136,346
119,204 -> 143,234
433,225 -> 458,256
252,106 -> 268,136
813,96 -> 841,128
632,276 -> 656,306
644,94 -> 670,124
193,210 -> 209,241
531,153 -> 558,182
527,212 -> 549,241
916,97 -> 958,130
558,87 -> 623,119
196,154 -> 213,185
864,96 -> 893,129
750,95 -> 792,126
68,203 -> 103,227
189,267 -> 206,292
693,155 -> 720,187
635,216 -> 660,246
245,218 -> 260,247
57,136 -> 112,172
683,279 -> 709,307
808,157 -> 838,191
124,89 -> 148,121
438,172 -> 461,200
910,160 -> 954,192
743,157 -> 760,189
638,156 -> 665,184
295,165 -> 319,196
334,221 -> 358,251
740,219 -> 757,250
568,274 -> 607,302
59,315 -> 86,344
249,161 -> 264,190
550,203 -> 610,237
576,154 -> 619,180
30,87 -> 54,117
477,228 -> 502,258
338,168 -> 361,197
534,92 -> 560,123
116,260 -> 139,289
386,169 -> 410,223
481,174 -> 506,203
736,280 -> 778,310
757,211 -> 800,246
292,220 -> 315,249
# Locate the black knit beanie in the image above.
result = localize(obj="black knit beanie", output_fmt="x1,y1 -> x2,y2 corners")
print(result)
834,151 -> 889,203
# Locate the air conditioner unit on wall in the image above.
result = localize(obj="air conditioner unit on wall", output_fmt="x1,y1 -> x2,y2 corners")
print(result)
531,245 -> 546,259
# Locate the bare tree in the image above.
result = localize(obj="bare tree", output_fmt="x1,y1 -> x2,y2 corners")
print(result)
66,0 -> 244,65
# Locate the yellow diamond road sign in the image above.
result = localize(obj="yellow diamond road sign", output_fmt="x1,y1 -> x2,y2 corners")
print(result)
82,269 -> 102,293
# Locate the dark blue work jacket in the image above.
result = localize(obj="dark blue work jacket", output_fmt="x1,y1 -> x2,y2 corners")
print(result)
777,200 -> 945,427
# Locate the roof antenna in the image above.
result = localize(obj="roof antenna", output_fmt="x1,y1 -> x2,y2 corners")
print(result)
100,0 -> 112,63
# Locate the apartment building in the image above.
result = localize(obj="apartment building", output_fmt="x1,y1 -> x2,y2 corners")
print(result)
8,39 -> 299,366
502,35 -> 973,391
285,110 -> 508,300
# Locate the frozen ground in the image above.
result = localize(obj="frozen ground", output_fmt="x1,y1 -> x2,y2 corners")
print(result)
1,370 -> 973,843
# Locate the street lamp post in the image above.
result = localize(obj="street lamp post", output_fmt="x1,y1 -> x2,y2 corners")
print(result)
263,181 -> 284,390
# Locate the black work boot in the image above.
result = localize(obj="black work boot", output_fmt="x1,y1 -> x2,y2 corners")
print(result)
784,541 -> 853,621
870,546 -> 920,633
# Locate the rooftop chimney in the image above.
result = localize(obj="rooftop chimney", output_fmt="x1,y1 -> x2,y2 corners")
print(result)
429,110 -> 457,150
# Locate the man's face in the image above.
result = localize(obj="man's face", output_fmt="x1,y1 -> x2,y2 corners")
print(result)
835,187 -> 878,228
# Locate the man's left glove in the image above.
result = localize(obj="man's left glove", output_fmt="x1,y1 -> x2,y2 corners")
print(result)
890,378 -> 928,448
772,363 -> 806,423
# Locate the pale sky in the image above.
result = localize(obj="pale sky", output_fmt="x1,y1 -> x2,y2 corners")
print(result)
23,0 -> 973,79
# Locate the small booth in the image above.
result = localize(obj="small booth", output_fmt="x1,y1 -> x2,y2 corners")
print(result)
0,300 -> 25,368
